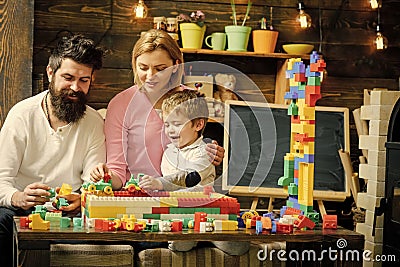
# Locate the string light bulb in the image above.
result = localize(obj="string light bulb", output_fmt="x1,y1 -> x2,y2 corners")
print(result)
370,0 -> 379,9
296,2 -> 312,29
374,25 -> 388,50
373,7 -> 388,51
132,0 -> 148,19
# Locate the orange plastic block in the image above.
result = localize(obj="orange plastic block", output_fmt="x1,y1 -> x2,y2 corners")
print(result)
261,217 -> 272,230
284,207 -> 302,216
294,73 -> 307,82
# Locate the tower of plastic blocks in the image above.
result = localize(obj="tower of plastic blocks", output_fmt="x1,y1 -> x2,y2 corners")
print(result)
278,51 -> 326,224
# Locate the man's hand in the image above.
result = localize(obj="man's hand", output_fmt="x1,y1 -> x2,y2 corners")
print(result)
205,140 -> 225,166
55,187 -> 81,212
11,182 -> 51,210
138,175 -> 163,191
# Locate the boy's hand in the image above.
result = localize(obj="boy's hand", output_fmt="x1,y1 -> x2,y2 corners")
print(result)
54,187 -> 81,212
138,175 -> 163,191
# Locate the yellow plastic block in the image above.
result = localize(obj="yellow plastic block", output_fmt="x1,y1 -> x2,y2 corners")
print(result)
291,123 -> 315,137
28,213 -> 50,230
303,142 -> 315,154
299,106 -> 316,120
59,183 -> 73,195
88,206 -> 127,218
159,197 -> 178,207
298,163 -> 314,207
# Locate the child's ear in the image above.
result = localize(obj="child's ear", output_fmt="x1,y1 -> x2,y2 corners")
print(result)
194,119 -> 205,131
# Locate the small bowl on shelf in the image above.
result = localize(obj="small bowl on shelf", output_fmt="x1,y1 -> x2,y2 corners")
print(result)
282,44 -> 314,55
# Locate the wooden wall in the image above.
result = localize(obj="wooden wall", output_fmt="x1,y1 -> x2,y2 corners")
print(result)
0,0 -> 34,127
32,0 -> 400,161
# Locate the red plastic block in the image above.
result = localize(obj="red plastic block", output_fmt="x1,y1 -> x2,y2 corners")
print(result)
323,215 -> 337,229
294,73 -> 307,82
171,221 -> 183,232
276,222 -> 294,234
294,215 -> 316,229
20,217 -> 31,228
291,116 -> 301,124
152,207 -> 170,214
194,212 -> 207,231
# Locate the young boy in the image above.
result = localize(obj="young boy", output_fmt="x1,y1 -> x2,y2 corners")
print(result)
139,89 -> 249,255
139,89 -> 215,191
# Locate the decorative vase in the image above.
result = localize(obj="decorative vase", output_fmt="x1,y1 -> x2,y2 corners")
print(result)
180,23 -> 206,49
252,30 -> 279,53
225,25 -> 252,52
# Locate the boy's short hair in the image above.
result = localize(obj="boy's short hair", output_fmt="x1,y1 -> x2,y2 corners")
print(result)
162,89 -> 209,132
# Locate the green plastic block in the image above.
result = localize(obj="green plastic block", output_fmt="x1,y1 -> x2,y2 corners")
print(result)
60,217 -> 71,228
288,102 -> 298,115
278,176 -> 293,186
228,214 -> 238,221
307,77 -> 321,86
143,214 -> 160,219
300,204 -> 314,212
288,184 -> 298,195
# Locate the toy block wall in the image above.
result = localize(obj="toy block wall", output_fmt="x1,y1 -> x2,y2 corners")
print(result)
356,89 -> 400,267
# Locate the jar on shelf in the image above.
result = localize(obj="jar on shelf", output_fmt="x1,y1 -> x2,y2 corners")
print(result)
166,17 -> 178,33
153,16 -> 166,31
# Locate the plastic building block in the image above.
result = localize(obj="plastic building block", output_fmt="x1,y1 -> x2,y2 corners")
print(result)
73,217 -> 83,228
28,213 -> 50,230
322,214 -> 337,229
59,183 -> 73,196
294,215 -> 315,229
171,220 -> 183,232
60,217 -> 71,228
20,217 -> 31,228
256,220 -> 263,234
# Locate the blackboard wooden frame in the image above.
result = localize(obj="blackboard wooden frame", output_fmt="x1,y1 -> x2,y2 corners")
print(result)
222,100 -> 350,201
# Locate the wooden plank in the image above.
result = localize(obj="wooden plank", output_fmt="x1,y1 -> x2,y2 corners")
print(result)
0,0 -> 34,127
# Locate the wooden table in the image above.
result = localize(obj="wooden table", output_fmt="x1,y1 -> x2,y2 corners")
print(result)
14,217 -> 364,267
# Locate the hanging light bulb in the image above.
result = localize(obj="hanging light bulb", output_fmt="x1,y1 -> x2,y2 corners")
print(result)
374,25 -> 388,50
296,2 -> 312,29
370,0 -> 379,9
132,0 -> 148,19
373,7 -> 388,51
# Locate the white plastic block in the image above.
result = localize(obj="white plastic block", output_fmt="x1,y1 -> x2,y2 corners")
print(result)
356,222 -> 383,243
357,193 -> 383,211
369,120 -> 389,136
367,180 -> 386,197
365,210 -> 384,228
367,150 -> 386,167
370,90 -> 400,105
360,105 -> 394,121
359,164 -> 386,182
359,135 -> 387,151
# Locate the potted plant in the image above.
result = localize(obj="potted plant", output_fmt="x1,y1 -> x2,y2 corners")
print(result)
252,7 -> 279,54
225,0 -> 252,51
178,10 -> 206,49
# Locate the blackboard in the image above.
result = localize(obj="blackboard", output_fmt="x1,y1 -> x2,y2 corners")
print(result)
222,101 -> 350,201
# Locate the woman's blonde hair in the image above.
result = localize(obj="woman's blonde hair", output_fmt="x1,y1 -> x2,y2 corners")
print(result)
132,29 -> 184,88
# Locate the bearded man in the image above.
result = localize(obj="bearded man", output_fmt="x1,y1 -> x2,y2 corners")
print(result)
0,35 -> 106,267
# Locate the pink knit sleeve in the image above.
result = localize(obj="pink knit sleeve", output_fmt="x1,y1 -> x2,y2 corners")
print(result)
104,87 -> 136,184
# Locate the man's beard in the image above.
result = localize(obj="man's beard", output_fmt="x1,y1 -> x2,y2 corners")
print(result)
48,79 -> 88,124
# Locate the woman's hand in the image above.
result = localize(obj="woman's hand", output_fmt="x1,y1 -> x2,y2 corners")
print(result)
138,175 -> 163,191
205,140 -> 225,166
90,163 -> 112,182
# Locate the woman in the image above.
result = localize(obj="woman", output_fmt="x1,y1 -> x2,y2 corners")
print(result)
91,29 -> 249,256
91,29 -> 223,189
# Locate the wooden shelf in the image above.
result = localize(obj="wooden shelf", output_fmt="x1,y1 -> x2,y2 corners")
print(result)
181,48 -> 310,59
